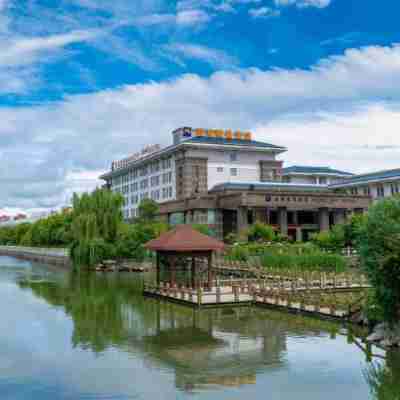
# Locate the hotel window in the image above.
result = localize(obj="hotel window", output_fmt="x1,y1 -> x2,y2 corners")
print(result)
377,185 -> 385,198
230,168 -> 238,176
150,175 -> 160,187
140,179 -> 148,189
217,167 -> 224,173
162,158 -> 171,170
319,177 -> 327,185
230,152 -> 238,162
140,166 -> 148,177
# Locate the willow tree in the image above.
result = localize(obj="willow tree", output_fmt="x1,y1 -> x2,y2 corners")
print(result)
70,188 -> 124,268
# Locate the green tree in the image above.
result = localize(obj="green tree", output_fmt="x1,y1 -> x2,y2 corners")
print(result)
70,188 -> 124,268
137,199 -> 159,223
358,197 -> 400,324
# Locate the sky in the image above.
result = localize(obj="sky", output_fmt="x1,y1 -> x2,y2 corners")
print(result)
1,0 -> 400,214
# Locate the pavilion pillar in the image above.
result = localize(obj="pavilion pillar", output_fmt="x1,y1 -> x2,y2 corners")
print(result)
170,257 -> 176,287
156,252 -> 160,287
319,207 -> 330,232
207,253 -> 213,291
191,257 -> 196,289
278,207 -> 288,236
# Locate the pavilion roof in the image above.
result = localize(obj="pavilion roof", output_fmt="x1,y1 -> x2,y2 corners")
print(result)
145,225 -> 225,252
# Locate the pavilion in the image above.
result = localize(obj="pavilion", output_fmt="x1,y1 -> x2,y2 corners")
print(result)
145,225 -> 225,290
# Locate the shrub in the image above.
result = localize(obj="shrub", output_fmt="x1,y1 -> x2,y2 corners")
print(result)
247,222 -> 275,242
261,251 -> 347,272
312,224 -> 346,252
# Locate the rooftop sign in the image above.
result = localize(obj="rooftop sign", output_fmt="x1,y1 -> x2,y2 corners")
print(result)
173,127 -> 252,141
112,144 -> 161,171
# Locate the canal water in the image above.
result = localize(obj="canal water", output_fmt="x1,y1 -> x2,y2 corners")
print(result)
0,256 -> 399,400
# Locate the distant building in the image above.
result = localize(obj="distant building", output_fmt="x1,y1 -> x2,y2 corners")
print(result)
330,168 -> 400,200
101,127 -> 370,241
282,166 -> 354,186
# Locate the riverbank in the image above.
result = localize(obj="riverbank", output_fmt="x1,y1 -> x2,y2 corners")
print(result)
0,245 -> 70,267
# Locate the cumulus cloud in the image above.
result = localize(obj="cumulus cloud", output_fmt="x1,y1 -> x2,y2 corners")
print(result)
1,44 -> 400,210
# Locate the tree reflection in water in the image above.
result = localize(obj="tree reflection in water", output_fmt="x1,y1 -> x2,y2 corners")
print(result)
365,350 -> 400,400
17,270 -> 381,392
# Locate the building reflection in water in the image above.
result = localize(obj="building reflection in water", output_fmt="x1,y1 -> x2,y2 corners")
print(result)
18,270 -> 374,393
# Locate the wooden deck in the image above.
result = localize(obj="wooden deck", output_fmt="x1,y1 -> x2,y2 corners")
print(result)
143,277 -> 370,319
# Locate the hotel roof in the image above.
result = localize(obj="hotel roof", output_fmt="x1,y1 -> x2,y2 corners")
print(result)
211,181 -> 330,192
184,136 -> 286,151
282,166 -> 354,176
100,135 -> 285,179
330,168 -> 400,188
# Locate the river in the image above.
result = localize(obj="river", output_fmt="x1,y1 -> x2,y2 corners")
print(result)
0,255 -> 399,400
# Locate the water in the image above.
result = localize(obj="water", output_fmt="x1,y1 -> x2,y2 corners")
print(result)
0,255 -> 398,400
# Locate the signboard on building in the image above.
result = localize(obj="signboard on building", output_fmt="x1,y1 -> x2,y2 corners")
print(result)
174,127 -> 252,141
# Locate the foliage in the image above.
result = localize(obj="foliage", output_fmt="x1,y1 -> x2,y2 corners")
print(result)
247,222 -> 276,242
0,212 -> 73,247
312,213 -> 368,252
225,245 -> 250,262
137,199 -> 159,223
261,251 -> 347,272
116,221 -> 168,261
311,224 -> 346,252
358,197 -> 400,325
70,188 -> 124,267
365,358 -> 400,400
224,232 -> 239,245
191,224 -> 213,236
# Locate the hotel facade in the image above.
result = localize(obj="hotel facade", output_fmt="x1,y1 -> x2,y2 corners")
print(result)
100,127 -> 388,240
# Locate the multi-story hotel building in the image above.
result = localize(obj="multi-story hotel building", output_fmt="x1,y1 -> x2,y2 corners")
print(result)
100,127 -> 372,240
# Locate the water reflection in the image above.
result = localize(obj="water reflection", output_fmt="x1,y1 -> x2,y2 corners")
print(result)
1,256 -> 398,399
365,351 -> 400,400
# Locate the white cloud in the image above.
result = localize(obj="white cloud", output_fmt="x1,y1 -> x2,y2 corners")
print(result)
2,43 -> 400,210
253,104 -> 400,173
275,0 -> 331,8
0,29 -> 101,94
176,9 -> 211,26
164,43 -> 238,68
0,30 -> 100,67
249,7 -> 280,18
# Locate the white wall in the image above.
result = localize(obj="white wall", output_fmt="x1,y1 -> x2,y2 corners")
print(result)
186,148 -> 277,189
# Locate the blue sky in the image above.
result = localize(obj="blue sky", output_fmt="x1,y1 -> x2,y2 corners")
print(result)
1,0 -> 400,212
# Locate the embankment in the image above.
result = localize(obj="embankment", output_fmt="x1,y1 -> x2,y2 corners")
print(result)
0,246 -> 71,267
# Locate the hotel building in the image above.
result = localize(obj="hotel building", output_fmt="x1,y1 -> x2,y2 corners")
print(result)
100,127 -> 372,240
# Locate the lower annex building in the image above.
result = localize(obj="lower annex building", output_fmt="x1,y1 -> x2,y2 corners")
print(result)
99,127 -> 392,241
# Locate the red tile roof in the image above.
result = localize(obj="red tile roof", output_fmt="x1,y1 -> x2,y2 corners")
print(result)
145,225 -> 225,252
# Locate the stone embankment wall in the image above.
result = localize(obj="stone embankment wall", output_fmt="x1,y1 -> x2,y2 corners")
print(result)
0,246 -> 71,267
